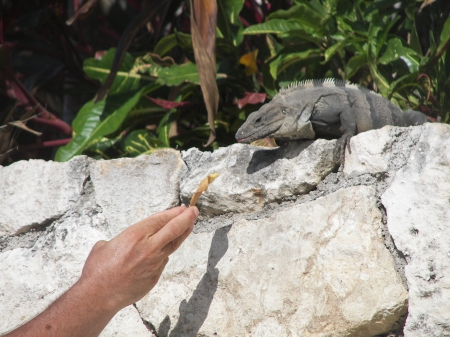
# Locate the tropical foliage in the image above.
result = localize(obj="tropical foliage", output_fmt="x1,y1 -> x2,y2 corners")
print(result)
1,0 -> 449,164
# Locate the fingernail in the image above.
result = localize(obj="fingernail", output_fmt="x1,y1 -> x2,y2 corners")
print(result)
193,206 -> 199,217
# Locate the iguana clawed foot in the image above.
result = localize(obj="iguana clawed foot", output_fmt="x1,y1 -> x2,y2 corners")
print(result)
333,133 -> 352,163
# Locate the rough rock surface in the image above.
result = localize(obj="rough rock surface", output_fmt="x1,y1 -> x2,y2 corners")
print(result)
137,186 -> 407,337
344,126 -> 395,177
90,149 -> 185,236
0,152 -> 185,336
181,140 -> 337,217
0,199 -> 153,336
343,126 -> 423,178
0,156 -> 89,236
2,123 -> 450,337
382,123 -> 450,337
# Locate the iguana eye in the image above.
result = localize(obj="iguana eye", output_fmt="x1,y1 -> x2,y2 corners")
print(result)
282,109 -> 287,114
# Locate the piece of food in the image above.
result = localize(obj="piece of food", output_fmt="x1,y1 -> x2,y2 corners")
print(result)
189,173 -> 219,207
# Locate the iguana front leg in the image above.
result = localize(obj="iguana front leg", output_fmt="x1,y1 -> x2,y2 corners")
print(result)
334,105 -> 357,162
311,103 -> 356,163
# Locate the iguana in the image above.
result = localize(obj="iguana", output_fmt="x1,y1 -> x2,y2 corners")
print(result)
235,78 -> 432,161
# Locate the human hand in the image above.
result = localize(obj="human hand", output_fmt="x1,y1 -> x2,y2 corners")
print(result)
76,206 -> 199,312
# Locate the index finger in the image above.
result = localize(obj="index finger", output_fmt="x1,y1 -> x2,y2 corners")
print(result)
131,206 -> 187,237
154,207 -> 199,249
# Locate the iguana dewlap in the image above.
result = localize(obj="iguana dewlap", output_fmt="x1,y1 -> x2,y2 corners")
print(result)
235,78 -> 430,161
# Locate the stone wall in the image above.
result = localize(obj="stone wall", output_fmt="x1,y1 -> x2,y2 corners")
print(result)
0,123 -> 449,337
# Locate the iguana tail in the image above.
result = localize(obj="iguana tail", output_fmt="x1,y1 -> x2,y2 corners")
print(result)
403,109 -> 433,126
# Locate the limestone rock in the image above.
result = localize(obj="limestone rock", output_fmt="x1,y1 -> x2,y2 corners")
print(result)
137,186 -> 407,336
0,149 -> 188,336
0,205 -> 152,336
101,306 -> 155,337
181,140 -> 337,216
343,125 -> 423,177
343,126 -> 393,176
382,123 -> 450,337
0,156 -> 89,236
89,149 -> 185,236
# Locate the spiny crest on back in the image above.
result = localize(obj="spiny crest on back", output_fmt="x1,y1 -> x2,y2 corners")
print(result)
274,78 -> 378,99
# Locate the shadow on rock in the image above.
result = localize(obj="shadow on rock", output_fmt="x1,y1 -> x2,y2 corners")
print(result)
161,225 -> 231,337
157,315 -> 171,337
247,139 -> 313,174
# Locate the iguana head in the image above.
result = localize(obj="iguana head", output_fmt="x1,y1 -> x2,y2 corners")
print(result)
235,100 -> 315,144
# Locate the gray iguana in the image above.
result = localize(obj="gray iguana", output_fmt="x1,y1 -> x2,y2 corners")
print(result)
235,78 -> 432,161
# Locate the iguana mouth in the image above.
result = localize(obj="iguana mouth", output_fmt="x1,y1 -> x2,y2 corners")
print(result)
236,124 -> 281,143
236,135 -> 252,143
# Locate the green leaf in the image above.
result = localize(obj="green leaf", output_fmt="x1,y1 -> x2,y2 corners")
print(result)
156,62 -> 200,86
262,61 -> 278,97
154,34 -> 178,57
217,0 -> 245,46
363,0 -> 397,16
322,38 -> 349,64
86,136 -> 124,159
243,19 -> 304,36
284,29 -> 323,46
265,35 -> 282,57
216,37 -> 240,58
409,22 -> 423,56
157,109 -> 177,147
368,14 -> 400,58
438,16 -> 450,54
345,53 -> 367,78
154,32 -> 194,57
307,0 -> 325,17
387,72 -> 420,98
121,96 -> 168,129
367,60 -> 389,96
133,54 -> 163,77
379,38 -> 420,72
83,49 -> 151,95
268,3 -> 324,34
55,83 -> 159,162
269,49 -> 321,79
122,129 -> 166,157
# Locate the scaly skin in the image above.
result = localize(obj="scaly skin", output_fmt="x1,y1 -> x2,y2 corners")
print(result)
236,79 -> 430,162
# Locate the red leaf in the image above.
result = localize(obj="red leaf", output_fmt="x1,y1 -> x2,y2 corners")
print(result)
238,92 -> 266,109
95,50 -> 108,60
147,97 -> 192,109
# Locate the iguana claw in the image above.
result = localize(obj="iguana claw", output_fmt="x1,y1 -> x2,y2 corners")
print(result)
334,133 -> 352,163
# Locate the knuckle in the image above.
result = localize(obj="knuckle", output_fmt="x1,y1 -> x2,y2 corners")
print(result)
169,225 -> 182,238
93,240 -> 107,250
188,210 -> 198,223
170,240 -> 177,252
126,228 -> 146,244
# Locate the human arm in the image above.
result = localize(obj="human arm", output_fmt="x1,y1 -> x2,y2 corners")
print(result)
4,205 -> 199,337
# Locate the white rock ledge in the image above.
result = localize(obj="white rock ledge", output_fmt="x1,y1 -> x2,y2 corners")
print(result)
137,186 -> 407,337
89,149 -> 185,236
382,123 -> 450,337
0,156 -> 89,236
181,140 -> 337,216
